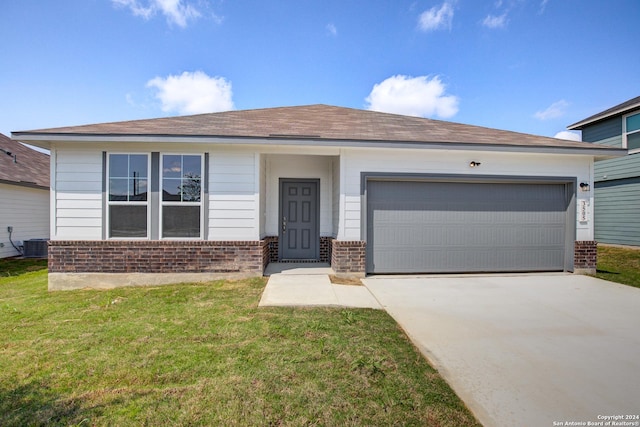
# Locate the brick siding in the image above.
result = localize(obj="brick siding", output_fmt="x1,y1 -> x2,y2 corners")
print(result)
331,240 -> 366,274
320,237 -> 333,263
48,240 -> 266,274
574,240 -> 597,273
262,236 -> 333,264
263,236 -> 278,266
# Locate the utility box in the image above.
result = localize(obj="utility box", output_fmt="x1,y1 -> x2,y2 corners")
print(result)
23,239 -> 48,258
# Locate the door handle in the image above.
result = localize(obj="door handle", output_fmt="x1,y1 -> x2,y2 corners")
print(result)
282,217 -> 287,233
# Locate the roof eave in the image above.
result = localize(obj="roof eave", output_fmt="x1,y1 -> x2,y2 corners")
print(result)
12,132 -> 626,158
0,178 -> 49,190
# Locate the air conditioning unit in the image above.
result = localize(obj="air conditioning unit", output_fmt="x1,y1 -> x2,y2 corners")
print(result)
23,239 -> 48,258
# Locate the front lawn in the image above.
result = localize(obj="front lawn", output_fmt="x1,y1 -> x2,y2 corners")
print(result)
596,245 -> 640,288
0,259 -> 479,426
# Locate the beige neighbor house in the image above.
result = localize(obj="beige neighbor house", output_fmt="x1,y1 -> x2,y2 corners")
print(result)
0,133 -> 50,258
13,105 -> 625,290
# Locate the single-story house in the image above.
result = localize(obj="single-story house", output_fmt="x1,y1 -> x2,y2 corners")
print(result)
0,133 -> 50,258
13,104 -> 625,290
568,96 -> 640,246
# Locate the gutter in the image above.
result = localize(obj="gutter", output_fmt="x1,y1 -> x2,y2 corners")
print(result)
0,178 -> 49,191
12,132 -> 627,159
568,101 -> 640,130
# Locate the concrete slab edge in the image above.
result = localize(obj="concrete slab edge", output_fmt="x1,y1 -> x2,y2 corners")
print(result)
48,272 -> 260,291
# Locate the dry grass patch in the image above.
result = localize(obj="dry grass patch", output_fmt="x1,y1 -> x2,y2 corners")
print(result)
329,275 -> 364,286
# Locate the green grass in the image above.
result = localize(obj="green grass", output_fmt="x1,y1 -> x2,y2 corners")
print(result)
595,245 -> 640,288
0,257 -> 47,277
0,260 -> 479,426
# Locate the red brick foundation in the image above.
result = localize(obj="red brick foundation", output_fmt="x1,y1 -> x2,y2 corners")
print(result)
263,236 -> 278,267
263,236 -> 333,264
331,240 -> 366,275
320,237 -> 333,263
574,240 -> 597,274
48,240 -> 266,274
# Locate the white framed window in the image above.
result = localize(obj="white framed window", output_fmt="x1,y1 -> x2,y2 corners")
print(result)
623,111 -> 640,152
160,154 -> 203,238
107,153 -> 150,238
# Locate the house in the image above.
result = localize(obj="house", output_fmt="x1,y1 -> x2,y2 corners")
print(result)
0,133 -> 50,258
568,96 -> 640,247
13,104 -> 625,289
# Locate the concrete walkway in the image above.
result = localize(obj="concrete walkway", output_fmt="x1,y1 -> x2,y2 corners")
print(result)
258,263 -> 381,309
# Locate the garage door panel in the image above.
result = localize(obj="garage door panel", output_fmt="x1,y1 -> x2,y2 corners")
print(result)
367,180 -> 569,273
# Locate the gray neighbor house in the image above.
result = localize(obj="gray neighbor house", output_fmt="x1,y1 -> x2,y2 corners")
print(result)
0,133 -> 50,258
568,96 -> 640,247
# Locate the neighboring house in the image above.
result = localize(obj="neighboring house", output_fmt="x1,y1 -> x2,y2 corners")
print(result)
0,133 -> 50,258
568,96 -> 640,246
13,105 -> 625,289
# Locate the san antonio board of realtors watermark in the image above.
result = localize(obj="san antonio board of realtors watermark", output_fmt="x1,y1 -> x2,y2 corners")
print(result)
554,415 -> 639,426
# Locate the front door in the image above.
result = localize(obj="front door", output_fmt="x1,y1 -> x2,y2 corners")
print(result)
280,179 -> 319,260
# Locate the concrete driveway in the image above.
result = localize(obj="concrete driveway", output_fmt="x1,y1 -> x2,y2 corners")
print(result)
363,274 -> 640,427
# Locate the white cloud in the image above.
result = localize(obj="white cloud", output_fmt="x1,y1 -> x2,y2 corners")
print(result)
482,13 -> 508,29
554,131 -> 581,141
112,0 -> 201,28
326,23 -> 337,36
147,71 -> 234,115
365,75 -> 459,119
418,1 -> 455,32
539,0 -> 550,14
534,100 -> 569,120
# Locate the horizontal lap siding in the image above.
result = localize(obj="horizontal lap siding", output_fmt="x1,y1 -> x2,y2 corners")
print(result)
0,184 -> 49,258
209,153 -> 258,240
595,154 -> 640,182
581,117 -> 622,143
54,150 -> 102,240
594,177 -> 640,245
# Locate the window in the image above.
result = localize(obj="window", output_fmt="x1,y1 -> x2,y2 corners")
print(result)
624,111 -> 640,151
108,154 -> 149,238
161,154 -> 203,238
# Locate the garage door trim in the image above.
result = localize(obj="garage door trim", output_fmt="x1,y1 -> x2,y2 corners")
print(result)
361,173 -> 577,273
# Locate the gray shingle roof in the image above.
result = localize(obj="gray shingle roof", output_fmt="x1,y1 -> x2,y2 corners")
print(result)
14,104 -> 616,151
568,96 -> 640,130
0,133 -> 49,189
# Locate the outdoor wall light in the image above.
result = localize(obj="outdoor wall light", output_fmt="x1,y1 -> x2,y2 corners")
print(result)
579,182 -> 590,192
469,161 -> 481,168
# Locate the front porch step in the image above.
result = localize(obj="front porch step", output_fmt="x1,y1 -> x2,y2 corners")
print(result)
264,262 -> 334,276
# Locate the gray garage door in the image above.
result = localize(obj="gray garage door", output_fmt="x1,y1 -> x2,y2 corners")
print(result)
366,180 -> 570,274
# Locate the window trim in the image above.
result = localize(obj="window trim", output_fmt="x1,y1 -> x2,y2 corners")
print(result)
623,111 -> 640,153
159,153 -> 205,240
106,153 -> 151,240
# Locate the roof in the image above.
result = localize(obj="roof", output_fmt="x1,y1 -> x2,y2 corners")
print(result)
568,96 -> 640,130
13,104 -> 623,156
0,133 -> 50,189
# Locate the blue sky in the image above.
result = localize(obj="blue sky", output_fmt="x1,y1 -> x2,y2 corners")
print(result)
2,0 -> 639,141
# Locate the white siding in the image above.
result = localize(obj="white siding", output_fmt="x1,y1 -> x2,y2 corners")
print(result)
208,152 -> 259,240
46,142 -> 593,246
264,154 -> 334,237
332,156 -> 340,237
341,148 -> 594,241
53,148 -> 103,240
0,183 -> 49,258
259,154 -> 267,238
